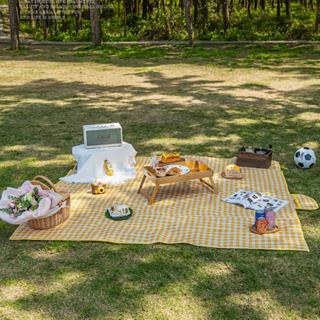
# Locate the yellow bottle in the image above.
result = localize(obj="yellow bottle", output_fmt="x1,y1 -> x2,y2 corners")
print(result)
104,160 -> 114,176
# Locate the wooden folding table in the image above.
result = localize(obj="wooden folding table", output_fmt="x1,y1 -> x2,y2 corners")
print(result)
138,166 -> 218,205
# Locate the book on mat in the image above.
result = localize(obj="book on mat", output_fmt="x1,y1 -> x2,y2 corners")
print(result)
222,190 -> 289,212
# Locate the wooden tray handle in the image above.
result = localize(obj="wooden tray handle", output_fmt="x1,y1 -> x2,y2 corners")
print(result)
32,175 -> 57,193
146,171 -> 153,178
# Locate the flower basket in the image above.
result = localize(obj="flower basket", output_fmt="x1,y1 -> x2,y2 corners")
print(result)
27,175 -> 71,230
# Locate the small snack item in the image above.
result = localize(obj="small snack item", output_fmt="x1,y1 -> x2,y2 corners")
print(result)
156,166 -> 167,177
106,204 -> 133,220
167,167 -> 182,175
104,160 -> 114,176
256,217 -> 267,233
226,164 -> 242,173
161,152 -> 181,163
265,207 -> 276,231
224,164 -> 243,179
109,205 -> 130,217
153,160 -> 160,169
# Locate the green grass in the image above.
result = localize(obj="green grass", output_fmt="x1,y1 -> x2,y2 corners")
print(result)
0,43 -> 319,319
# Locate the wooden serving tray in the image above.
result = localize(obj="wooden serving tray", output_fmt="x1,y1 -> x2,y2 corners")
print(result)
250,225 -> 279,234
138,166 -> 218,204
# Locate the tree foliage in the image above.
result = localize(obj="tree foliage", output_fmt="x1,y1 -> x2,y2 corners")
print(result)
9,0 -> 320,43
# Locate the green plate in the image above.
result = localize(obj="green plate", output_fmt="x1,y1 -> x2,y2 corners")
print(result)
105,208 -> 133,221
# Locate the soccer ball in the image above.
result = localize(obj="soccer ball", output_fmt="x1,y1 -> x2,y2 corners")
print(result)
294,147 -> 316,169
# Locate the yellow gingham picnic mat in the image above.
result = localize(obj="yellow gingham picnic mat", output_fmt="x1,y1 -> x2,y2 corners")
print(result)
290,194 -> 318,211
10,157 -> 315,251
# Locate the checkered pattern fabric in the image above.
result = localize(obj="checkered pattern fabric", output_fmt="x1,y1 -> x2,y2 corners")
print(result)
10,157 -> 314,251
291,194 -> 318,211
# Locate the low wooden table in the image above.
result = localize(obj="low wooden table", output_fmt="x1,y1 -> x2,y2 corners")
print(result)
138,166 -> 218,205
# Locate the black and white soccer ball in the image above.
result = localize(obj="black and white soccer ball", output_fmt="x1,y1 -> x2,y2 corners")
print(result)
294,147 -> 316,169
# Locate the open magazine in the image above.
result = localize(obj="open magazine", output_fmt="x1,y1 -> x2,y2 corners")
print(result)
222,190 -> 289,212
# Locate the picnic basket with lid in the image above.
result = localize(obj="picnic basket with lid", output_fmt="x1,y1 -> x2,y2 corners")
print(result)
27,175 -> 71,230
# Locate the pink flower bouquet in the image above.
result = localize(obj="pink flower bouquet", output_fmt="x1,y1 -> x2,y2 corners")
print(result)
0,181 -> 62,225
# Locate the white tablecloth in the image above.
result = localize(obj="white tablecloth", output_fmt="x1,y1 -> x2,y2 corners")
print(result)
60,142 -> 137,184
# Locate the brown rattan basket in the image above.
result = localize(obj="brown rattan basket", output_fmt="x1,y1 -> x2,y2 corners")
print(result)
27,175 -> 71,230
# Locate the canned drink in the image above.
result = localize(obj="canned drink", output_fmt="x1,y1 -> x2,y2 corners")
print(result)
265,207 -> 276,231
256,217 -> 267,233
255,209 -> 265,227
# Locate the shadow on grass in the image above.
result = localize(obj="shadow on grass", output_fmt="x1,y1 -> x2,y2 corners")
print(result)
1,43 -> 320,80
0,237 -> 319,319
0,71 -> 319,190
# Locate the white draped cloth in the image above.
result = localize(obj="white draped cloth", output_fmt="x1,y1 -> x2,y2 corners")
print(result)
60,142 -> 137,184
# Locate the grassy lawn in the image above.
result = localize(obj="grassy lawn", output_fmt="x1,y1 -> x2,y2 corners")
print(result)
0,43 -> 319,319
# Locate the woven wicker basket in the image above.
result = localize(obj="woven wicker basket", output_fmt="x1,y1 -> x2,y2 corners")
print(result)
27,175 -> 71,230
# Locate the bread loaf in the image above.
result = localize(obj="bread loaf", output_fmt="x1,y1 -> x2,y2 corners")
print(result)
161,152 -> 181,163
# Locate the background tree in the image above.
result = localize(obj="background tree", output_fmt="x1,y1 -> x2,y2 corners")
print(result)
201,0 -> 208,34
123,0 -> 127,37
9,0 -> 320,45
285,0 -> 292,19
222,0 -> 230,30
90,0 -> 102,46
316,0 -> 320,32
75,0 -> 82,32
8,0 -> 20,50
183,0 -> 194,47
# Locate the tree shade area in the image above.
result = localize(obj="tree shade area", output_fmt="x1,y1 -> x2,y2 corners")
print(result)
3,0 -> 320,43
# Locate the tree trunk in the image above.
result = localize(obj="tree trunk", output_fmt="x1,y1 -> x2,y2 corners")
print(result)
315,0 -> 320,32
222,0 -> 230,31
142,0 -> 148,18
162,0 -> 171,38
133,0 -> 137,13
17,0 -> 20,20
90,0 -> 102,46
183,0 -> 194,48
48,0 -> 58,36
123,0 -> 127,37
8,0 -> 20,50
75,0 -> 82,32
28,0 -> 35,28
285,0 -> 292,18
36,0 -> 40,28
277,0 -> 281,17
248,0 -> 251,15
260,0 -> 265,10
59,0 -> 64,19
40,0 -> 48,41
310,0 -> 315,10
194,0 -> 198,25
201,0 -> 207,34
